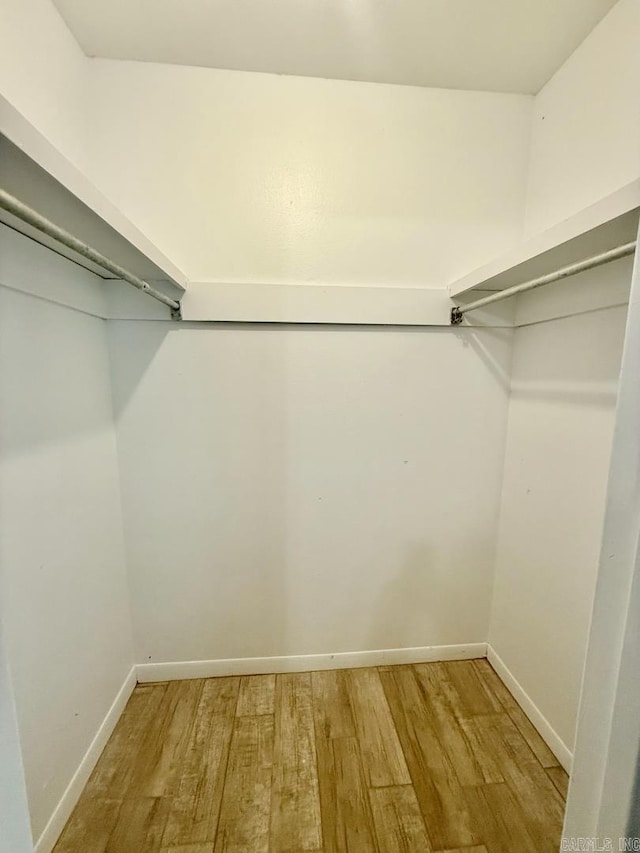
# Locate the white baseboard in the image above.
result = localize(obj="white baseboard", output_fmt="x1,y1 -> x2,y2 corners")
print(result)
34,666 -> 137,853
135,642 -> 488,683
487,644 -> 572,773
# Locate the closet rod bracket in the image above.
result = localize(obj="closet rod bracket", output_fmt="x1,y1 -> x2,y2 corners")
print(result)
450,307 -> 463,325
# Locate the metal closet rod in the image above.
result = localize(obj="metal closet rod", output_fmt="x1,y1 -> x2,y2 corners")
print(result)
450,240 -> 637,325
0,188 -> 181,318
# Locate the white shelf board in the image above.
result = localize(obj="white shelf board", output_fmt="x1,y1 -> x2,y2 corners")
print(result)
181,281 -> 454,325
449,180 -> 640,298
0,96 -> 188,292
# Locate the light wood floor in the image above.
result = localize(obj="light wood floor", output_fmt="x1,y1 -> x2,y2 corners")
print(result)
54,659 -> 568,852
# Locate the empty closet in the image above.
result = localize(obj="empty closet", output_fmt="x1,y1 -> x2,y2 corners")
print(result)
1,0 -> 640,851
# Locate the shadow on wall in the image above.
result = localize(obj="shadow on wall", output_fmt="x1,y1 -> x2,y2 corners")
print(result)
0,288 -> 128,457
108,320 -> 292,662
364,536 -> 493,653
106,322 -> 170,421
510,386 -> 619,406
365,544 -> 448,650
453,327 -> 512,393
509,304 -> 629,408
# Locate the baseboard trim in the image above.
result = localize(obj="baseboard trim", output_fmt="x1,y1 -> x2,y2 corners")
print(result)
135,643 -> 488,682
34,666 -> 137,853
487,644 -> 573,773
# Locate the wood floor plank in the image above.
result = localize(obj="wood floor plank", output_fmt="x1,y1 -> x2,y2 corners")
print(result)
311,669 -> 356,739
412,664 -> 487,786
271,673 -> 323,852
473,660 -> 559,768
506,704 -> 560,769
236,675 -> 276,716
470,713 -> 565,850
105,797 -> 171,852
162,677 -> 240,846
314,735 -> 378,853
213,715 -> 274,853
127,679 -> 204,799
162,846 -> 213,853
434,846 -> 489,853
472,660 -> 518,710
456,715 -> 505,786
478,711 -> 562,801
429,662 -> 501,717
53,799 -> 122,853
348,668 -> 411,788
369,785 -> 432,852
379,667 -> 480,851
464,783 -> 540,853
83,683 -> 168,799
546,765 -> 570,800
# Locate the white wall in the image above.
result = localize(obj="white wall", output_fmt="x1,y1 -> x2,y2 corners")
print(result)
524,0 -> 640,235
489,258 -> 632,761
564,237 -> 640,841
108,321 -> 512,664
0,0 -> 87,167
88,61 -> 532,286
0,634 -> 33,853
0,228 -> 134,842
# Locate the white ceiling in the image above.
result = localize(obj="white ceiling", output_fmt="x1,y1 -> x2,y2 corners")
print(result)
53,0 -> 618,94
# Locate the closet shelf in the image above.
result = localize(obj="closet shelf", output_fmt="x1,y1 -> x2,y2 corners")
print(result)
0,96 -> 187,294
448,180 -> 640,299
